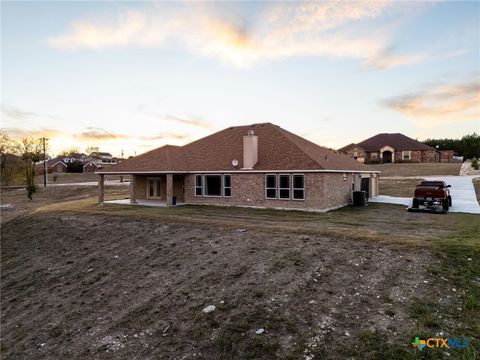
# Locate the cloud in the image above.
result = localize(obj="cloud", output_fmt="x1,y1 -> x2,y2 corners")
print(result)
48,2 -> 428,69
74,127 -> 128,141
1,104 -> 61,121
164,115 -> 211,129
141,132 -> 189,141
1,127 -> 62,139
383,81 -> 480,127
366,49 -> 427,70
48,10 -> 148,50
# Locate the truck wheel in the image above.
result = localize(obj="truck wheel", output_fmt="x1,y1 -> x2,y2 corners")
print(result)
443,199 -> 449,211
412,199 -> 419,208
448,196 -> 452,207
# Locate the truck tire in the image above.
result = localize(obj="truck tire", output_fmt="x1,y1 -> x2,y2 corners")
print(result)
448,196 -> 452,207
443,199 -> 449,211
412,198 -> 420,208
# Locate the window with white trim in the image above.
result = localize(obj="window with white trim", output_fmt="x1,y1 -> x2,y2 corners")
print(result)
371,152 -> 378,159
402,150 -> 411,160
224,175 -> 231,197
205,175 -> 222,196
279,174 -> 290,199
195,175 -> 203,196
292,174 -> 305,200
265,174 -> 277,199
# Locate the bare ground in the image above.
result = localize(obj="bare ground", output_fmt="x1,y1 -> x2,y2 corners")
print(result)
1,187 -> 478,359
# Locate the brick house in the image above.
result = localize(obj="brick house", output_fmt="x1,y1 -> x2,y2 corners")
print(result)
338,133 -> 440,163
97,123 -> 379,211
83,161 -> 100,172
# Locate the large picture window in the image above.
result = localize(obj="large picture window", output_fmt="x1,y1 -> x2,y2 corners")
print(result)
265,174 -> 277,199
279,174 -> 290,199
195,175 -> 203,196
224,175 -> 231,197
205,175 -> 222,196
292,174 -> 305,200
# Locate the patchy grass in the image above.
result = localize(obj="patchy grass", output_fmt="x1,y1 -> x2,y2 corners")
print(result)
372,163 -> 462,177
380,178 -> 422,197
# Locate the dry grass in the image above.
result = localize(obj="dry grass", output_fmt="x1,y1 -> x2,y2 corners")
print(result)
36,194 -> 479,248
371,163 -> 461,177
34,173 -> 127,184
379,178 -> 421,197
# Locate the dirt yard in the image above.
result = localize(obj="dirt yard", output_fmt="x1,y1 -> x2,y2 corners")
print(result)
1,187 -> 478,359
371,163 -> 462,177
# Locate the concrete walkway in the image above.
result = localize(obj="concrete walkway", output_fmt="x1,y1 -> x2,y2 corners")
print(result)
48,180 -> 129,187
371,176 -> 480,214
104,199 -> 185,207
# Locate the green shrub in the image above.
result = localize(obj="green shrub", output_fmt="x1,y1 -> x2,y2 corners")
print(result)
472,157 -> 479,170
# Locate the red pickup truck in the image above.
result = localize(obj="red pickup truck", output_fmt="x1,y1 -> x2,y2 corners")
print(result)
411,180 -> 452,211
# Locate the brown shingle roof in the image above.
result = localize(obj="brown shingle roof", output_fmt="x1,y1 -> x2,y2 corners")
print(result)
356,133 -> 434,152
337,143 -> 365,153
99,123 -> 372,173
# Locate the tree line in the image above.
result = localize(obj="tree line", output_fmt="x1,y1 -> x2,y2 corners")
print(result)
423,133 -> 479,160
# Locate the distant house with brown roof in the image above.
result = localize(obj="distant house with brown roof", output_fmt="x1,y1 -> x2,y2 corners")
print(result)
97,123 -> 380,211
338,133 -> 440,163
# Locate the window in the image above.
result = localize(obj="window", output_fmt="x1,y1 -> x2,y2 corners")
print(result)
205,175 -> 222,196
402,151 -> 411,160
195,175 -> 203,196
292,174 -> 305,200
371,152 -> 378,159
279,174 -> 290,199
353,151 -> 358,160
224,175 -> 231,197
265,174 -> 277,199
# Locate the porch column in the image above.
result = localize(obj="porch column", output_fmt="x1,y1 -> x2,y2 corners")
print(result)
166,173 -> 173,206
130,175 -> 137,204
98,174 -> 104,205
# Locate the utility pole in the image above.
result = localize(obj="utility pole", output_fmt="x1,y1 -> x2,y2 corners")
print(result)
41,137 -> 48,187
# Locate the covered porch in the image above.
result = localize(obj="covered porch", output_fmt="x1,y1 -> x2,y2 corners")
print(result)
98,173 -> 186,207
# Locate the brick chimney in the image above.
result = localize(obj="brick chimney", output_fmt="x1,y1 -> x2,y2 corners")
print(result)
243,130 -> 258,169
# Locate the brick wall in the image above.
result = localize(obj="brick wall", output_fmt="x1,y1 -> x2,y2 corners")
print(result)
132,172 -> 377,211
183,172 -> 354,211
344,147 -> 366,162
392,150 -> 438,163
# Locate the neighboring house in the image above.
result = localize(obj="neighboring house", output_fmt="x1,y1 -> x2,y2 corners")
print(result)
97,123 -> 380,211
47,158 -> 68,173
338,133 -> 441,163
439,150 -> 459,163
90,152 -> 118,166
83,161 -> 100,173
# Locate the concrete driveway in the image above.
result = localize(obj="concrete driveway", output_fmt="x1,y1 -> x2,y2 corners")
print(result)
370,176 -> 480,214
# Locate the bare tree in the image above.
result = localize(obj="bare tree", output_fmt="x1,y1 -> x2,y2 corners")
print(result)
15,138 -> 44,199
85,146 -> 99,155
58,147 -> 80,157
0,132 -> 13,178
